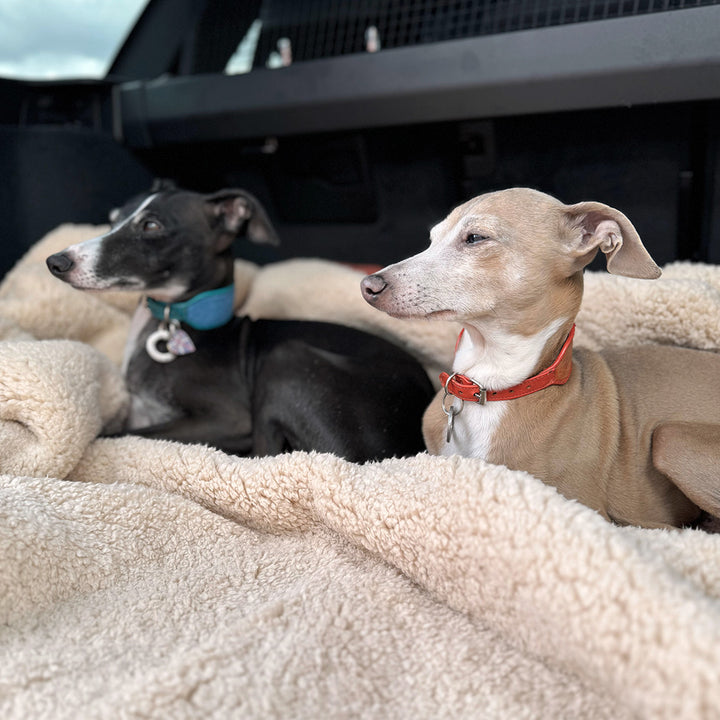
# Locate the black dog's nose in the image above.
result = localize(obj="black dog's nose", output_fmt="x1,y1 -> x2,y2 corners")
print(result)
361,274 -> 387,302
46,252 -> 74,277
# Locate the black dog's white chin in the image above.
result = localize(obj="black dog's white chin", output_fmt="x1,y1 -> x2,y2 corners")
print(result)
141,282 -> 191,303
69,277 -> 142,292
68,274 -> 189,300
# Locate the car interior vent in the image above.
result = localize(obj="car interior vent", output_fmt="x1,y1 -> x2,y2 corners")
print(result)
252,0 -> 720,67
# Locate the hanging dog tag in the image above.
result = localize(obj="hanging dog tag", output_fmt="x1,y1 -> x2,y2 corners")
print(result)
167,325 -> 196,356
146,324 -> 176,363
444,404 -> 460,443
145,320 -> 197,363
441,381 -> 463,443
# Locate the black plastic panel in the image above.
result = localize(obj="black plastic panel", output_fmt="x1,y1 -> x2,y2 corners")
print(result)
0,126 -> 153,278
115,5 -> 720,147
127,103 -> 705,268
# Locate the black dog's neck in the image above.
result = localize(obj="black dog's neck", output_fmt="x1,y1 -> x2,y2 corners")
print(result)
173,252 -> 234,304
161,251 -> 235,305
145,252 -> 236,333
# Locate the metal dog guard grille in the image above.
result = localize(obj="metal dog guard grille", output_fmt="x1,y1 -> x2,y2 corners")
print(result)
252,0 -> 720,67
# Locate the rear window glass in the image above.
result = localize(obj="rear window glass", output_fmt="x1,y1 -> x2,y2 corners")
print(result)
0,0 -> 148,80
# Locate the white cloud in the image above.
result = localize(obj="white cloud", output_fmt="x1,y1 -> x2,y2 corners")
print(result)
0,0 -> 147,79
0,54 -> 105,81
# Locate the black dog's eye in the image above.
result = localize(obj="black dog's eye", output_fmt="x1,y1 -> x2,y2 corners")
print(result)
143,220 -> 162,232
465,233 -> 490,244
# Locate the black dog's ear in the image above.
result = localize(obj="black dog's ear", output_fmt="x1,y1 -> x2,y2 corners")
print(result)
150,178 -> 177,193
205,189 -> 280,250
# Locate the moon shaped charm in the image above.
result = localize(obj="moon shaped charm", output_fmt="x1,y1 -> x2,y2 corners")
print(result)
146,326 -> 176,363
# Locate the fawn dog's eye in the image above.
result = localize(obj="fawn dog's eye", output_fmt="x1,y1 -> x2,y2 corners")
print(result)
143,220 -> 162,232
465,233 -> 490,244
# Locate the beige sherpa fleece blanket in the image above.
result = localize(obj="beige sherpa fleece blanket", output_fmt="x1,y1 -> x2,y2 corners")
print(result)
1,224 -> 720,719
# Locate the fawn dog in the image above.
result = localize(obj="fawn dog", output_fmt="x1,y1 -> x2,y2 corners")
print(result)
362,187 -> 720,528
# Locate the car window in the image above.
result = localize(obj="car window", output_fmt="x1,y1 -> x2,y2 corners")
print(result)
0,0 -> 148,80
225,19 -> 263,75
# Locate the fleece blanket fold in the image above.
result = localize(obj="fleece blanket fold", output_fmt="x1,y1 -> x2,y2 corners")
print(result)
1,224 -> 720,719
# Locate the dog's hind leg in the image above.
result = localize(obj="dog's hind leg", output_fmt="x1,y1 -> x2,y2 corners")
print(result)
652,422 -> 720,517
251,416 -> 295,457
126,417 -> 254,456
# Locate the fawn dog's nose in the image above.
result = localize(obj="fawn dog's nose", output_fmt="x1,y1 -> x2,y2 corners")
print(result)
46,252 -> 74,277
361,273 -> 387,303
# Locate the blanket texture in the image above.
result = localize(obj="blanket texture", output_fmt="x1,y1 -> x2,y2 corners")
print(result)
1,224 -> 720,719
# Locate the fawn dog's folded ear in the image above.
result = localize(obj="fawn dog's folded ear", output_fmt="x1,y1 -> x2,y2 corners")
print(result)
204,189 -> 280,250
561,201 -> 661,279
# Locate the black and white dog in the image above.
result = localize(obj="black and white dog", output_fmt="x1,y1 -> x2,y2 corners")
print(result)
46,184 -> 433,461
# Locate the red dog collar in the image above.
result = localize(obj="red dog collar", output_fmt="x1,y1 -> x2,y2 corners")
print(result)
440,325 -> 575,404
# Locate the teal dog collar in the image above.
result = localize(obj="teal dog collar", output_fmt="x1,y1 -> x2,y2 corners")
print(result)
146,284 -> 235,331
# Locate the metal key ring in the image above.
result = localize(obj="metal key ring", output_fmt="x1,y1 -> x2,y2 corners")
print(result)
442,373 -> 464,417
